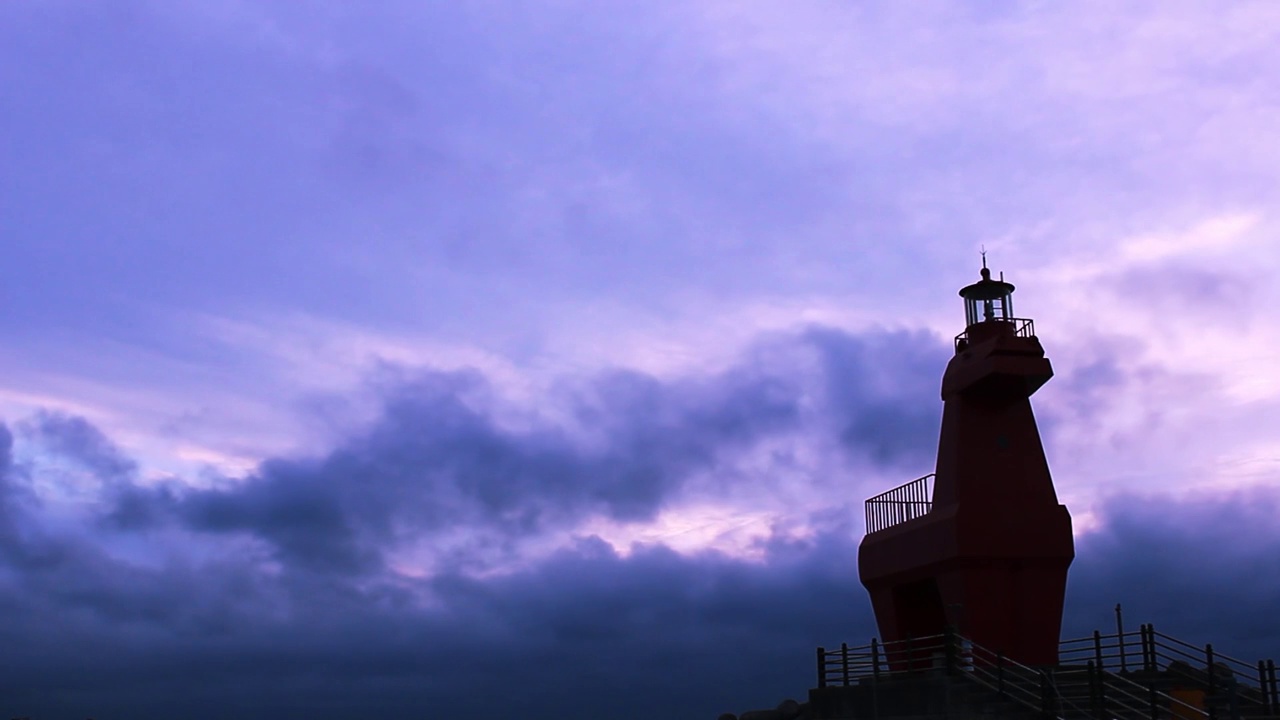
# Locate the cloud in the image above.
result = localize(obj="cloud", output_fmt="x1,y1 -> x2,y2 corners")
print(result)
0,338 -> 1276,719
2,428 -> 1278,720
1065,486 -> 1280,661
18,410 -> 138,481
805,327 -> 947,471
164,361 -> 802,573
0,516 -> 869,720
0,401 -> 876,717
0,423 -> 30,545
101,326 -> 946,575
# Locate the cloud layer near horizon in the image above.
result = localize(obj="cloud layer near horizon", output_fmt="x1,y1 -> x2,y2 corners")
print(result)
1,326 -> 1278,719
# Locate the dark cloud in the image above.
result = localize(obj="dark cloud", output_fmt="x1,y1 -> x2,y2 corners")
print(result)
1038,343 -> 1135,435
0,423 -> 30,548
111,327 -> 945,574
0,324 -> 943,718
2,469 -> 1278,719
1064,487 -> 1280,662
162,359 -> 805,573
805,327 -> 948,471
19,410 -> 138,481
0,494 -> 871,720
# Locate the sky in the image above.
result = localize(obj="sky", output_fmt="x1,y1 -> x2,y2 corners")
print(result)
3,1 -> 1280,718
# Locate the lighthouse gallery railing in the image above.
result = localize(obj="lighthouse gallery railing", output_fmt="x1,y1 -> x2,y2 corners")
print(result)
953,316 -> 1036,351
865,473 -> 934,533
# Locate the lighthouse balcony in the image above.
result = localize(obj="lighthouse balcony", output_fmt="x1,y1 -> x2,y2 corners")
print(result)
864,473 -> 934,533
953,317 -> 1036,352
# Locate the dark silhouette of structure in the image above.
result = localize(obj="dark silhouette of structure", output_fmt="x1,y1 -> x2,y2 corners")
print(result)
857,262 -> 1074,667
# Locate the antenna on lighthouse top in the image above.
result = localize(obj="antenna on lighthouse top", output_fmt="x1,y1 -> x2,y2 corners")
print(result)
980,246 -> 987,269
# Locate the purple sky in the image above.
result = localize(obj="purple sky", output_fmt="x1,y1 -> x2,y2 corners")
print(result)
3,2 -> 1280,718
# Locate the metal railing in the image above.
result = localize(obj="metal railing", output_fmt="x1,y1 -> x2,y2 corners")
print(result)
1060,624 -> 1280,719
954,316 -> 1036,351
972,643 -> 1058,717
816,631 -> 1085,718
864,473 -> 934,534
814,628 -> 1250,720
817,633 -> 942,686
1048,660 -> 1210,720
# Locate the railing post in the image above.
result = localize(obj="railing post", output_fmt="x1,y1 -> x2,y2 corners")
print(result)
1040,670 -> 1057,720
944,626 -> 957,675
1148,679 -> 1160,720
1151,623 -> 1159,672
1040,671 -> 1051,719
871,638 -> 881,720
818,646 -> 828,688
1090,661 -> 1100,712
841,642 -> 851,686
997,651 -> 1006,697
1117,603 -> 1128,673
1156,625 -> 1164,669
1089,660 -> 1099,720
1269,660 -> 1278,712
1095,629 -> 1105,673
1206,643 -> 1217,720
1094,658 -> 1109,720
1258,661 -> 1270,715
1141,623 -> 1154,673
1141,622 -> 1152,671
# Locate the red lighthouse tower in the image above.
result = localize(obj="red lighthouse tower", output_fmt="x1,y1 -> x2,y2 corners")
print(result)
857,263 -> 1074,667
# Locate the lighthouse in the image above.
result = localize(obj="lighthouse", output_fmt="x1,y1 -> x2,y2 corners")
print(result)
857,263 -> 1074,667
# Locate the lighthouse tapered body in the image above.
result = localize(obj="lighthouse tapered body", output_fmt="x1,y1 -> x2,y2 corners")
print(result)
857,267 -> 1074,666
